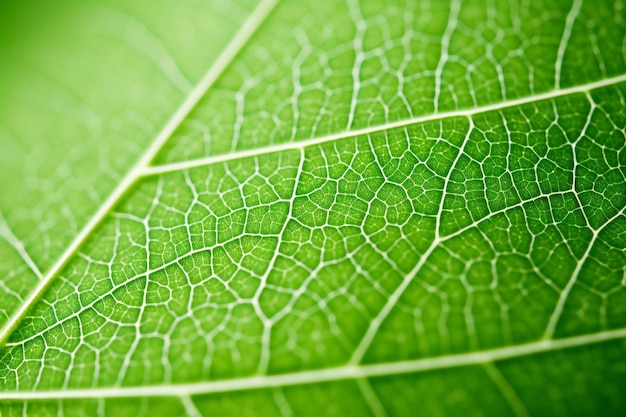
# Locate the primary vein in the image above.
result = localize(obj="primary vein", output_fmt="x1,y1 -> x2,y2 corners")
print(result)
0,0 -> 278,348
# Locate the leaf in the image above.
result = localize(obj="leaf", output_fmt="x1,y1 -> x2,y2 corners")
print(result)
0,0 -> 625,416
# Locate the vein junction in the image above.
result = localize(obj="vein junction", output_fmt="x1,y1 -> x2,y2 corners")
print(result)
2,78 -> 625,395
0,1 -> 625,412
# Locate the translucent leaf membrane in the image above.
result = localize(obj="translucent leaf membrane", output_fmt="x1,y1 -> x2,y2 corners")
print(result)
0,0 -> 260,272
0,0 -> 625,415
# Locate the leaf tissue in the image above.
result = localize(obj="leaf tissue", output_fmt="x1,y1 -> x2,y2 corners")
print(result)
0,0 -> 625,416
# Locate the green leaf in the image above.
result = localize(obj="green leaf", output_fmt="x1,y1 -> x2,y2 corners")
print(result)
1,0 -> 625,416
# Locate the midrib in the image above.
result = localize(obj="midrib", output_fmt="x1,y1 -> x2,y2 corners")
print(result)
1,326 -> 624,400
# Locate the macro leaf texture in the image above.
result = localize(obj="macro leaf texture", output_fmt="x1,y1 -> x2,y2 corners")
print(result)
0,0 -> 625,415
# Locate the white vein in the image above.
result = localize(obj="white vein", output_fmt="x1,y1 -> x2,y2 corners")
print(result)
0,0 -> 278,347
181,396 -> 203,417
93,7 -> 193,93
141,73 -> 626,176
357,378 -> 389,417
484,362 -> 529,417
544,205 -> 626,338
433,0 -> 461,113
349,114 -> 474,364
555,0 -> 583,89
0,326 -> 624,400
0,211 -> 42,280
0,1 -> 623,406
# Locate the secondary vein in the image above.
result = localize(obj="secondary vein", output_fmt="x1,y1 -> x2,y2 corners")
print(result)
0,326 -> 624,400
141,73 -> 626,176
0,210 -> 43,280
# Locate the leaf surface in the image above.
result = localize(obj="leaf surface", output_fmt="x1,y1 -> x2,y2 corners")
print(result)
1,0 -> 625,416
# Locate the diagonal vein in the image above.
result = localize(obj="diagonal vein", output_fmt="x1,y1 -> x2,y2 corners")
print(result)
0,211 -> 42,280
0,326 -> 624,400
349,115 -> 475,364
0,0 -> 278,348
544,205 -> 626,339
554,0 -> 582,89
141,73 -> 626,176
